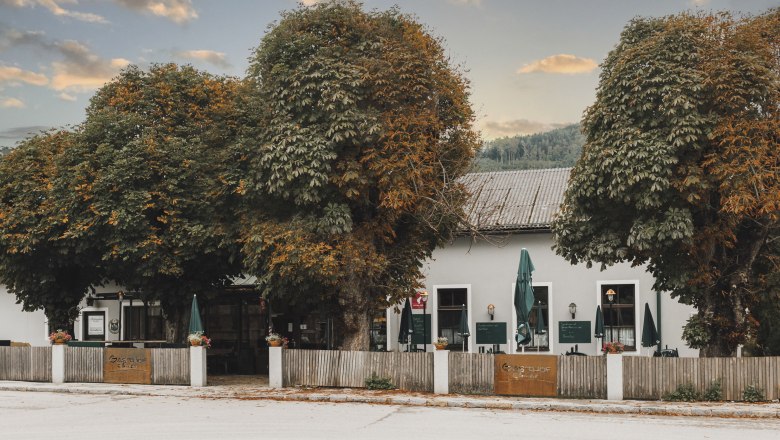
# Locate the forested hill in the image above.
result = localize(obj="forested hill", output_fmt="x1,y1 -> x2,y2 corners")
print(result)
476,123 -> 584,171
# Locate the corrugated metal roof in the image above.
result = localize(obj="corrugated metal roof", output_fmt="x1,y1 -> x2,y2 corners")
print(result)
462,168 -> 571,232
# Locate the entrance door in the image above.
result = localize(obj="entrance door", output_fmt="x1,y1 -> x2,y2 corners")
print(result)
83,311 -> 106,341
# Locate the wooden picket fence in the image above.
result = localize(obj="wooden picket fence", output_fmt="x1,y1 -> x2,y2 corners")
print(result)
283,349 -> 433,392
623,356 -> 780,401
65,347 -> 103,383
558,355 -> 607,399
449,353 -> 494,394
151,348 -> 190,385
0,346 -> 51,382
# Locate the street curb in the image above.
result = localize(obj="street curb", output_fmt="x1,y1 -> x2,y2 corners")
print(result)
1,384 -> 778,419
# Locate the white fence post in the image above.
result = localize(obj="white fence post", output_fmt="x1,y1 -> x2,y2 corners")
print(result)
190,346 -> 207,387
269,346 -> 283,388
51,345 -> 65,384
433,350 -> 449,394
606,353 -> 623,400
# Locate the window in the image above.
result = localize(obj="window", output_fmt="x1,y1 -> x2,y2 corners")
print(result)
600,283 -> 637,351
122,305 -> 164,341
437,287 -> 468,352
369,309 -> 387,352
521,286 -> 550,352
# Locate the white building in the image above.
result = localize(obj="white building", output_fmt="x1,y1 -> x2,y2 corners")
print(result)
387,168 -> 698,357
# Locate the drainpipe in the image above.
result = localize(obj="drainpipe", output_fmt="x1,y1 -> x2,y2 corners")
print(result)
656,291 -> 662,354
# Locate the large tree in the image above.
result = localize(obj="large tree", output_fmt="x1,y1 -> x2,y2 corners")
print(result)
0,131 -> 103,330
25,64 -> 244,340
239,0 -> 479,350
552,10 -> 779,356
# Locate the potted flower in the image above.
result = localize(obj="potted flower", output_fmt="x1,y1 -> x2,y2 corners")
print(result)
602,341 -> 625,354
187,332 -> 211,348
49,329 -> 72,345
266,332 -> 283,347
434,336 -> 448,350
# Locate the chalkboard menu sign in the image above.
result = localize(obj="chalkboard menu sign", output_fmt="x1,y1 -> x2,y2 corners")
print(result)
476,322 -> 507,345
558,321 -> 591,344
411,314 -> 431,345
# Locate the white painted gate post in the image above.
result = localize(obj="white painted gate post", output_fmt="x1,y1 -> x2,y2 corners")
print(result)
606,353 -> 623,400
433,350 -> 449,394
190,346 -> 207,387
269,346 -> 283,388
51,344 -> 65,384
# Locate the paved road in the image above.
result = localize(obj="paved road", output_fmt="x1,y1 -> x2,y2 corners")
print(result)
2,391 -> 779,440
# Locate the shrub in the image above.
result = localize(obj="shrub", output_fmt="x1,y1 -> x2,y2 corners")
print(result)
365,374 -> 395,390
702,380 -> 722,401
663,383 -> 700,402
742,384 -> 766,403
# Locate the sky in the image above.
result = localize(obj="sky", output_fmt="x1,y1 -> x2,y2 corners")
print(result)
0,0 -> 777,148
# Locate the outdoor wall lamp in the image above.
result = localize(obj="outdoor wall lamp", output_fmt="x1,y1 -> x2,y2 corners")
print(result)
419,290 -> 428,308
606,289 -> 616,303
487,304 -> 495,320
568,302 -> 577,319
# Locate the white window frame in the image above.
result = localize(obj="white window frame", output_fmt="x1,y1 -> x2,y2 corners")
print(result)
509,281 -> 553,354
596,280 -> 641,356
75,307 -> 109,341
432,284 -> 472,353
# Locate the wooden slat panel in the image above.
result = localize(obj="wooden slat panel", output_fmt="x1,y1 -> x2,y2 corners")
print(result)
64,347 -> 103,383
151,348 -> 189,385
558,355 -> 606,399
281,349 -> 433,392
0,346 -> 52,382
448,352 -> 494,395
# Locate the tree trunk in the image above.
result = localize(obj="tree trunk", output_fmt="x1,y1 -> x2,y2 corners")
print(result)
337,273 -> 371,351
164,308 -> 187,343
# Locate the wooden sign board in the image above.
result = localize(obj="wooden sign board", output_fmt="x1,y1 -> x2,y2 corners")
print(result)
558,321 -> 591,344
494,354 -> 558,397
476,322 -> 507,345
104,348 -> 152,384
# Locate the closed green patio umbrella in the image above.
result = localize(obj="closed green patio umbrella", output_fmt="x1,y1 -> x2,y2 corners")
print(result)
188,294 -> 204,335
593,306 -> 604,351
398,299 -> 414,350
458,304 -> 470,352
534,301 -> 546,335
514,248 -> 535,345
641,303 -> 660,349
594,305 -> 605,339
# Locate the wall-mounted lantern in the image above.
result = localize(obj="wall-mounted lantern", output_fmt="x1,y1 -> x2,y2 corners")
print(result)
487,303 -> 495,320
568,302 -> 577,319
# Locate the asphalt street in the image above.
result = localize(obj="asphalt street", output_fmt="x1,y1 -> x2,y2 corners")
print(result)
2,391 -> 779,440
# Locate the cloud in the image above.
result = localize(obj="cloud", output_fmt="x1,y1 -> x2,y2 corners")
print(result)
0,29 -> 130,93
0,65 -> 49,87
0,125 -> 50,139
174,49 -> 231,68
517,54 -> 598,75
0,97 -> 25,108
57,91 -> 76,101
482,119 -> 569,139
115,0 -> 198,24
0,0 -> 108,23
49,40 -> 130,92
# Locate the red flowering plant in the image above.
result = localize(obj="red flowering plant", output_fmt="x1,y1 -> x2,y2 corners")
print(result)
602,341 -> 625,354
187,332 -> 211,348
49,329 -> 72,344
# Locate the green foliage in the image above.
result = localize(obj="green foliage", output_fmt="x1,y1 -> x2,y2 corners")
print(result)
742,384 -> 766,402
702,380 -> 723,402
663,383 -> 700,402
476,124 -> 584,171
239,0 -> 478,349
0,131 -> 103,329
682,315 -> 709,350
552,9 -> 780,356
365,374 -> 395,390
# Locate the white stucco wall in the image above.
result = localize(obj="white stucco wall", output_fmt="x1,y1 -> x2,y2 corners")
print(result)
0,287 -> 48,346
388,232 -> 698,357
